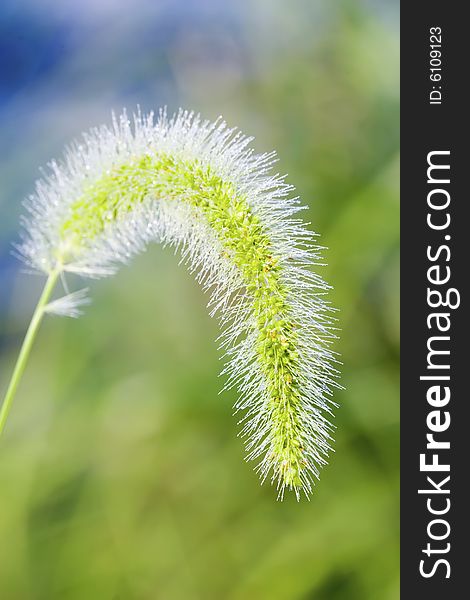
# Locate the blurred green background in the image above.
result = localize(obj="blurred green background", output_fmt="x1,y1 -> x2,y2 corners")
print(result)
0,1 -> 399,598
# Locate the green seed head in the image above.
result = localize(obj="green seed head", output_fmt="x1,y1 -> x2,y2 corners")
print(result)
19,109 -> 339,499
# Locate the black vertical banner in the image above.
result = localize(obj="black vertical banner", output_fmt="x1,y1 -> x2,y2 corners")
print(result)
401,2 -> 467,598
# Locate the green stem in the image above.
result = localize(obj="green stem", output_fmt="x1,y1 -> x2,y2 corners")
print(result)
0,269 -> 59,437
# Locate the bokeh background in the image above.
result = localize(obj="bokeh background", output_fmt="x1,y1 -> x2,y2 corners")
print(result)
0,1 -> 399,598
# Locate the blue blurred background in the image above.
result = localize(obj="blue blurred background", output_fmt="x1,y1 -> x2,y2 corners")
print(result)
0,1 -> 399,598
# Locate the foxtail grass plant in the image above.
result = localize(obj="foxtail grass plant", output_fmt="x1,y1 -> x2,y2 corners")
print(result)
1,109 -> 339,499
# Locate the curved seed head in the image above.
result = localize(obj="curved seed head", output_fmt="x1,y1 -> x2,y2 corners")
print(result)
18,108 -> 340,499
